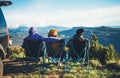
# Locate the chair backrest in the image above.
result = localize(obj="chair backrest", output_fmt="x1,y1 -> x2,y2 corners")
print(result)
22,40 -> 44,58
68,39 -> 89,62
46,39 -> 65,59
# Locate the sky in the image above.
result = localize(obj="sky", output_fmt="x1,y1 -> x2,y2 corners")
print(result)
1,0 -> 120,28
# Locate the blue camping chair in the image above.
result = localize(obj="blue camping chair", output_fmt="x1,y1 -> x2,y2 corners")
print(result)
22,39 -> 45,64
38,39 -> 66,74
45,39 -> 65,64
68,40 -> 89,62
66,39 -> 90,70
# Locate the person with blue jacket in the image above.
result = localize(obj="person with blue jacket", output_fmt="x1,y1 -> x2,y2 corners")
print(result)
24,27 -> 58,42
22,27 -> 58,57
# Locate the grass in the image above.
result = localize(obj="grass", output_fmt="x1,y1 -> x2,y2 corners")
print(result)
4,46 -> 120,78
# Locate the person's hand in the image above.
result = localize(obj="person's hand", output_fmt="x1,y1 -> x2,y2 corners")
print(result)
64,47 -> 69,51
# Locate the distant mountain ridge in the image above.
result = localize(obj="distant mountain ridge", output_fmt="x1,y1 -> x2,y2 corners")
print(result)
110,25 -> 120,28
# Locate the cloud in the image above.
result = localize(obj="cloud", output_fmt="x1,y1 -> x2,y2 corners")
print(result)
4,3 -> 120,27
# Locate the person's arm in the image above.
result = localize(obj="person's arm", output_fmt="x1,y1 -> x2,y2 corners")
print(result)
43,37 -> 58,42
66,39 -> 72,47
85,39 -> 90,50
37,34 -> 58,42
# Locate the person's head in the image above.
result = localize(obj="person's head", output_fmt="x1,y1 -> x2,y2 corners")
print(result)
48,29 -> 58,37
29,27 -> 38,35
76,28 -> 84,35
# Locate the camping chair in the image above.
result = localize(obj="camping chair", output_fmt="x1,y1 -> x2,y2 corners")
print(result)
38,39 -> 66,74
66,39 -> 90,72
46,39 -> 65,64
22,39 -> 45,65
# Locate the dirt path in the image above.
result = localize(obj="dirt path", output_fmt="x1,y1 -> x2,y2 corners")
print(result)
2,58 -> 39,78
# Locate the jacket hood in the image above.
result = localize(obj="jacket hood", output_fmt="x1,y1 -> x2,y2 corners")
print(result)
29,27 -> 38,35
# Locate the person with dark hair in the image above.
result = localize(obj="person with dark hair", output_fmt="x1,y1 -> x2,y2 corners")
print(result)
66,28 -> 90,60
73,28 -> 85,40
67,28 -> 89,44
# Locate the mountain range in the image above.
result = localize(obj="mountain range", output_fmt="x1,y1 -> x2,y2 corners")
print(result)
9,26 -> 120,55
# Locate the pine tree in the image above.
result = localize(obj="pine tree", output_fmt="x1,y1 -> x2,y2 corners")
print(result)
106,44 -> 118,61
90,34 -> 100,59
90,34 -> 119,65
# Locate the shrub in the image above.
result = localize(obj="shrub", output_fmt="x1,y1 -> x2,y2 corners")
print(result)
89,59 -> 102,68
8,46 -> 25,58
90,34 -> 119,65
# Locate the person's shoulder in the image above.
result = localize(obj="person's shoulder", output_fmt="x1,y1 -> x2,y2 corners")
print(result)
84,38 -> 89,41
23,36 -> 29,40
34,33 -> 42,36
57,37 -> 65,40
83,38 -> 90,43
49,36 -> 58,39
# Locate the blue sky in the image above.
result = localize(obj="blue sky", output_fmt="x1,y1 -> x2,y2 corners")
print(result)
2,0 -> 120,28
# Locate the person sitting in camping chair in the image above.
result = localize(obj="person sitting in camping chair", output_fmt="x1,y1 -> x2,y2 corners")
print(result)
22,27 -> 58,62
66,28 -> 90,62
46,29 -> 65,63
23,27 -> 58,42
47,29 -> 61,53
